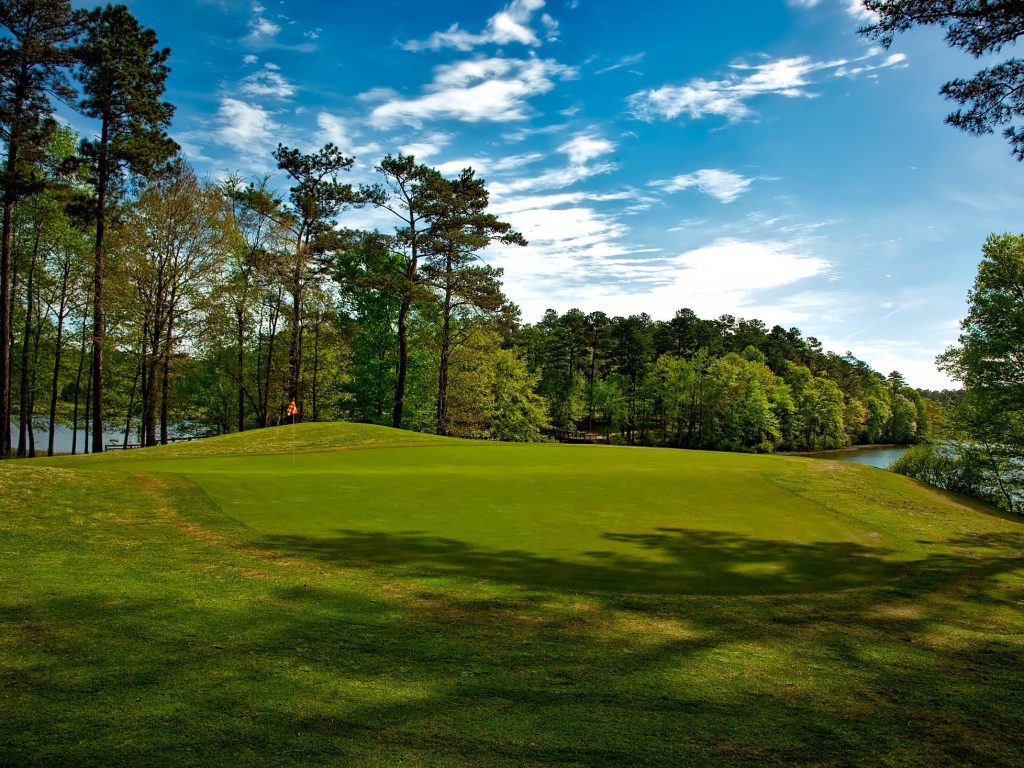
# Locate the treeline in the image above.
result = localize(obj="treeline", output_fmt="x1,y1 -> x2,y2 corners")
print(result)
0,1 -> 932,458
517,308 -> 930,451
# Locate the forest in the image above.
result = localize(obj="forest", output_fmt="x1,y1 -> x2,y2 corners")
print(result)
0,1 -> 938,459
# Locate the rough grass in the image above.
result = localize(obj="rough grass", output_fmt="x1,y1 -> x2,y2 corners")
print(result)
2,423 -> 1023,766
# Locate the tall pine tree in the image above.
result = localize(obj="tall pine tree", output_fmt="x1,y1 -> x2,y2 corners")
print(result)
76,4 -> 176,452
0,0 -> 80,459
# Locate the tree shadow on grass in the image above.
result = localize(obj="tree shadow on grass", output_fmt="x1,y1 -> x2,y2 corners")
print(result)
257,527 -> 913,597
5,525 -> 1024,767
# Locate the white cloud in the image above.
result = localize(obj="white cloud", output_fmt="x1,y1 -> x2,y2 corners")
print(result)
399,132 -> 451,160
484,134 -> 616,196
488,161 -> 616,196
820,337 -> 951,389
541,13 -> 559,42
834,52 -> 907,77
238,66 -> 295,99
558,133 -> 615,165
628,50 -> 903,123
788,0 -> 878,22
491,226 -> 832,325
367,57 -> 576,128
845,1 -> 878,22
315,112 -> 380,159
652,168 -> 757,203
434,151 -> 544,176
215,98 -> 279,154
595,52 -> 646,75
249,17 -> 280,39
403,0 -> 551,52
243,54 -> 258,65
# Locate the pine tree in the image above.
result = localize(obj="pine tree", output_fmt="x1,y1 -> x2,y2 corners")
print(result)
0,0 -> 80,459
75,3 -> 177,452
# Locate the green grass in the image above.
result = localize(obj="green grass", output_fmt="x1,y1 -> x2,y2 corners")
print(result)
2,422 -> 1023,766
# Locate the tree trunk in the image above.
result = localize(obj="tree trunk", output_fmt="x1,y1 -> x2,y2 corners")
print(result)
17,228 -> 40,458
91,118 -> 110,453
143,314 -> 160,446
288,258 -> 302,417
0,72 -> 27,460
71,305 -> 88,455
27,290 -> 44,458
0,161 -> 15,459
160,307 -> 175,444
83,337 -> 92,454
236,305 -> 245,432
393,294 -> 411,429
124,353 -> 141,450
47,259 -> 71,456
311,315 -> 320,422
435,270 -> 453,436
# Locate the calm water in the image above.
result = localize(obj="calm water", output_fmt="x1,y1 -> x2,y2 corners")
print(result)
803,445 -> 908,469
9,422 -> 193,455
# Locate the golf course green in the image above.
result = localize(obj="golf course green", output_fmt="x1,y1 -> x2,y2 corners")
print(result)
2,422 -> 1023,766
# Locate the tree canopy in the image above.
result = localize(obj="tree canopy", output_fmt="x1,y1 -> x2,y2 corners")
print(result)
861,0 -> 1024,159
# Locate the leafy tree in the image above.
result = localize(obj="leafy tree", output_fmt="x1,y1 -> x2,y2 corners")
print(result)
861,0 -> 1024,159
359,154 -> 442,429
939,233 -> 1024,499
76,3 -> 177,451
421,167 -> 525,435
272,143 -> 355,418
119,161 -> 230,445
0,0 -> 80,458
217,173 -> 287,431
489,346 -> 549,442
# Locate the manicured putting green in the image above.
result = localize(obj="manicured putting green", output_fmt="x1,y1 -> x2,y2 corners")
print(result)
88,436 -> 900,596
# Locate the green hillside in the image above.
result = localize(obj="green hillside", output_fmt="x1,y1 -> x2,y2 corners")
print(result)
2,423 -> 1022,766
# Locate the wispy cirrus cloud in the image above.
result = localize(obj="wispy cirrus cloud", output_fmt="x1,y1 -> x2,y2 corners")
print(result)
485,132 -> 616,196
594,52 -> 646,76
434,151 -> 545,176
788,0 -> 878,21
650,168 -> 758,203
402,0 -> 557,52
364,56 -> 576,128
238,64 -> 295,99
315,112 -> 380,161
628,49 -> 904,123
215,97 -> 280,156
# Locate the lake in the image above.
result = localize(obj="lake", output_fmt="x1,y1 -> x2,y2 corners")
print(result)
801,445 -> 909,470
8,422 -> 194,455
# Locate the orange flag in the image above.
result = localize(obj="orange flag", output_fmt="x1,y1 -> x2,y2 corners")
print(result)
286,399 -> 298,417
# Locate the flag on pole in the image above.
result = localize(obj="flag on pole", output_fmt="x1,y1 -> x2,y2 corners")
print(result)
286,399 -> 298,418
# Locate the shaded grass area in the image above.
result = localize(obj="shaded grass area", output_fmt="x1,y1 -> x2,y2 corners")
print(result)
3,424 -> 1024,766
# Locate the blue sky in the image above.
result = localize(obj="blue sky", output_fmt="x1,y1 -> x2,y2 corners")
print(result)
67,0 -> 1024,388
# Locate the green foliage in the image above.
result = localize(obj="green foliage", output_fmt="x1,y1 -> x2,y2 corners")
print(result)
862,1 -> 1024,160
890,443 -> 989,499
489,347 -> 549,442
76,4 -> 177,180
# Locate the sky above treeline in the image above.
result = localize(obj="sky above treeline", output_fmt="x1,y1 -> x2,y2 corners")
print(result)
63,0 -> 1024,389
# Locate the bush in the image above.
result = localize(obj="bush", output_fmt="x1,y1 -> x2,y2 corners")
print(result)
890,443 -> 1021,513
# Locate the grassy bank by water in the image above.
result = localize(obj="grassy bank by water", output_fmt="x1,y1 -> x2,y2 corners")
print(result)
2,423 -> 1022,766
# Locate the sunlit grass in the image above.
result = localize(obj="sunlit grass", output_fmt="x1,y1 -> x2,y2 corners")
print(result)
2,423 -> 1023,766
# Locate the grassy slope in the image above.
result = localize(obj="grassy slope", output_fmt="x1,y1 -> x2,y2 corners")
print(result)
2,423 -> 1023,767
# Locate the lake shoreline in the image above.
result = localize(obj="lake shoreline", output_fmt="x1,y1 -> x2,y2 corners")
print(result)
778,443 -> 909,457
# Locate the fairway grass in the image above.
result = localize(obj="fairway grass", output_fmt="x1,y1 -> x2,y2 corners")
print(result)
2,423 -> 1023,766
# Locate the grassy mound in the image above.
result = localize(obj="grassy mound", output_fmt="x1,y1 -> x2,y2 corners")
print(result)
3,423 -> 1023,766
